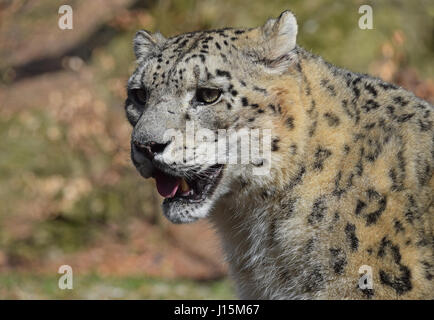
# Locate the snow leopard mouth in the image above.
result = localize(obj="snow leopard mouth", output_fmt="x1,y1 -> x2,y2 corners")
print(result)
151,164 -> 224,204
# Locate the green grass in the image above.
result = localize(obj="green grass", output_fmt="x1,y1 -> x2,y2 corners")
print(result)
0,274 -> 235,299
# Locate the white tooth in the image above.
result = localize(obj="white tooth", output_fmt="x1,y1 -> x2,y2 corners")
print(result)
180,179 -> 190,192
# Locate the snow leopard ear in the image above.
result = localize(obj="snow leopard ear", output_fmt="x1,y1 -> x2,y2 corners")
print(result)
259,10 -> 298,73
133,30 -> 166,62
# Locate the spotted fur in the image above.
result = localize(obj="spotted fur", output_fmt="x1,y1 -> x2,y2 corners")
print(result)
126,11 -> 433,299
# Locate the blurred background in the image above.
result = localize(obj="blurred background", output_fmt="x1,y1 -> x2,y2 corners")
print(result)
0,0 -> 432,299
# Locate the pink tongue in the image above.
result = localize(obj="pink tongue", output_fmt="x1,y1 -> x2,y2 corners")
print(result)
154,170 -> 181,198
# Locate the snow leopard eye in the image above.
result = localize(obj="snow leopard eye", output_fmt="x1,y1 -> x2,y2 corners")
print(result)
130,88 -> 148,106
196,88 -> 221,105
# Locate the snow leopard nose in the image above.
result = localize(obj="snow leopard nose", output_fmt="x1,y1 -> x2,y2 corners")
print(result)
133,140 -> 169,160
